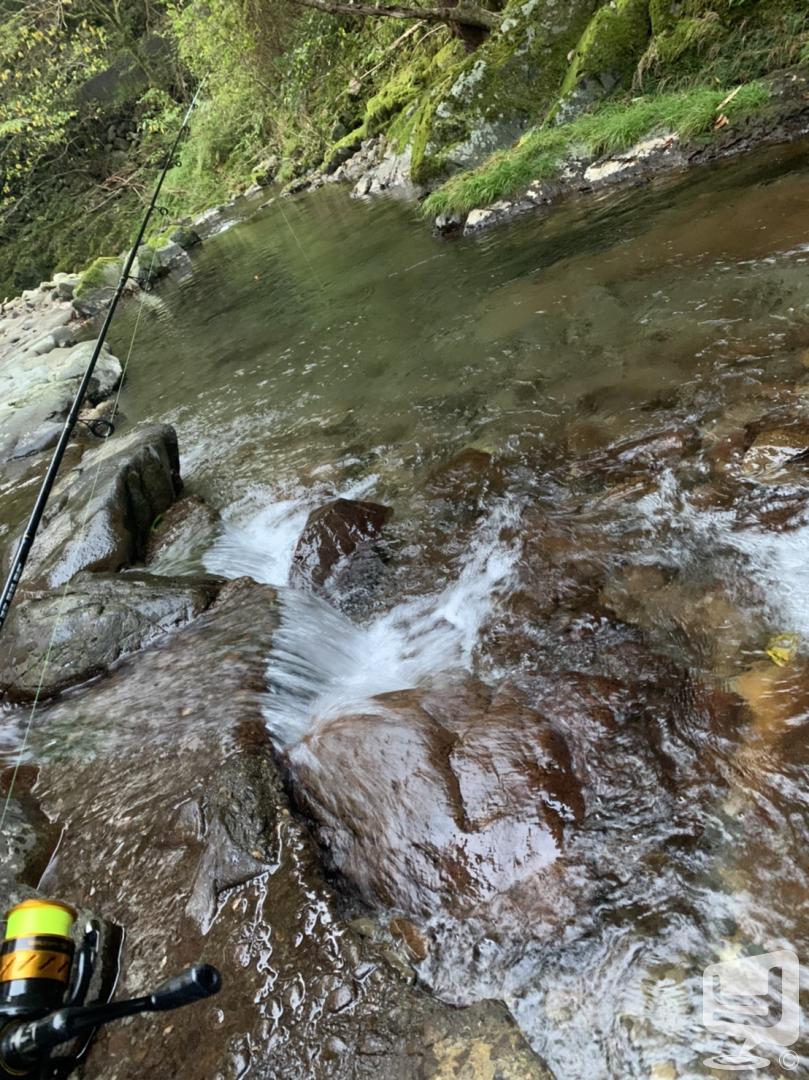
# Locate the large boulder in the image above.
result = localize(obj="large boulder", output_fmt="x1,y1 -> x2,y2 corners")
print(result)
10,424 -> 182,588
0,571 -> 222,701
287,679 -> 583,919
291,498 -> 391,591
0,340 -> 122,462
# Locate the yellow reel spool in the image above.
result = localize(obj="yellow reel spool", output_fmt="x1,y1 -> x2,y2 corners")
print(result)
0,900 -> 76,991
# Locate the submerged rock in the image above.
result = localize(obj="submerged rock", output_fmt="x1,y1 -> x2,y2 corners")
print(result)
601,565 -> 760,676
288,679 -> 583,919
572,426 -> 696,484
426,447 -> 503,513
11,424 -> 181,588
740,423 -> 809,481
0,571 -> 222,701
291,497 -> 391,592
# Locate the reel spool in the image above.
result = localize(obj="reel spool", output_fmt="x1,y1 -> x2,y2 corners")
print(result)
0,899 -> 220,1079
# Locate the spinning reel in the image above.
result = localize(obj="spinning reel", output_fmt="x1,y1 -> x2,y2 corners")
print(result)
0,899 -> 221,1078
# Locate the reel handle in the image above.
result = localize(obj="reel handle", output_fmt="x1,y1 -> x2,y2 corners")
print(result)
1,964 -> 221,1071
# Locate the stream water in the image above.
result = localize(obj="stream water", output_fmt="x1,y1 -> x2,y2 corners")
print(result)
4,137 -> 809,1076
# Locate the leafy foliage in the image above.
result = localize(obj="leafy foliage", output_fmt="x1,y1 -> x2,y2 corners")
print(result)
0,4 -> 107,210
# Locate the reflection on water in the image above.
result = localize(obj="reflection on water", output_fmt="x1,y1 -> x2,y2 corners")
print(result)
3,137 -> 809,1076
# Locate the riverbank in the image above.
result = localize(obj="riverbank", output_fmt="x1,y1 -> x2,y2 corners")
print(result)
306,67 -> 809,237
3,0 -> 809,296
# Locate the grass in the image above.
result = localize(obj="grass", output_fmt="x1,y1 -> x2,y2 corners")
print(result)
422,80 -> 771,217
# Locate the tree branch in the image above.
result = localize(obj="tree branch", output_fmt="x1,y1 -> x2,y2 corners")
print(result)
291,0 -> 499,31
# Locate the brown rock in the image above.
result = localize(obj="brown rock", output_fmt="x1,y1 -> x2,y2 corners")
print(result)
740,424 -> 809,480
601,565 -> 759,676
146,493 -> 221,570
390,917 -> 429,962
426,448 -> 504,510
573,427 -> 695,484
289,679 -> 583,919
25,580 -> 544,1079
291,497 -> 391,590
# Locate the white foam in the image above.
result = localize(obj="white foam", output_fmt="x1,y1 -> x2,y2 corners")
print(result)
202,474 -> 382,587
263,499 -> 523,747
204,495 -> 310,586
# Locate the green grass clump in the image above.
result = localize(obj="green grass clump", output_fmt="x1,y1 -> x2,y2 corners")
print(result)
423,80 -> 770,217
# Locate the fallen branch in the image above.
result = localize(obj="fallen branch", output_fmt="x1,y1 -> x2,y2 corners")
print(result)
291,0 -> 500,30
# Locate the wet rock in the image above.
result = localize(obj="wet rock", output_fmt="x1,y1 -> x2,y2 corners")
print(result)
134,242 -> 190,287
0,571 -> 222,701
0,340 -> 122,462
12,424 -> 182,588
27,580 -> 544,1079
0,766 -> 58,908
169,226 -> 202,250
734,485 -> 809,532
739,423 -> 809,481
733,659 -> 809,737
573,426 -> 696,484
426,448 -> 503,514
390,916 -> 429,962
146,494 -> 221,574
289,679 -> 583,919
291,497 -> 391,591
484,510 -> 608,669
422,1003 -> 549,1080
433,211 -> 464,238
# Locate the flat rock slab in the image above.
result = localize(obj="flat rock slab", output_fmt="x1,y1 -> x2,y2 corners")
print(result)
12,424 -> 182,589
0,570 -> 222,701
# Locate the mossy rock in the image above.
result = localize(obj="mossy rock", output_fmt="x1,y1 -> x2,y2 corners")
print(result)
558,0 -> 652,107
73,256 -> 122,300
407,0 -> 599,183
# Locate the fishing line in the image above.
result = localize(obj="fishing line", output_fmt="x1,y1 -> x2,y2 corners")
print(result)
276,197 -> 327,292
0,82 -> 206,834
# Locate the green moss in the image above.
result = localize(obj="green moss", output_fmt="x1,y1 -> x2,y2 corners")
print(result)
640,1 -> 809,89
559,0 -> 651,98
423,79 -> 771,217
73,257 -> 123,299
655,13 -> 723,65
648,0 -> 677,35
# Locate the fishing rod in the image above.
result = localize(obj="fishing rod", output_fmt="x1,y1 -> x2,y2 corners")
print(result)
0,81 -> 222,1077
0,80 -> 205,635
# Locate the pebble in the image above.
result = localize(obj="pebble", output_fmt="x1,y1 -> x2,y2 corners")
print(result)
324,984 -> 354,1014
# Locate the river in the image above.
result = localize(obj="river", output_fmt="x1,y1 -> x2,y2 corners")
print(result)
4,136 -> 809,1077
